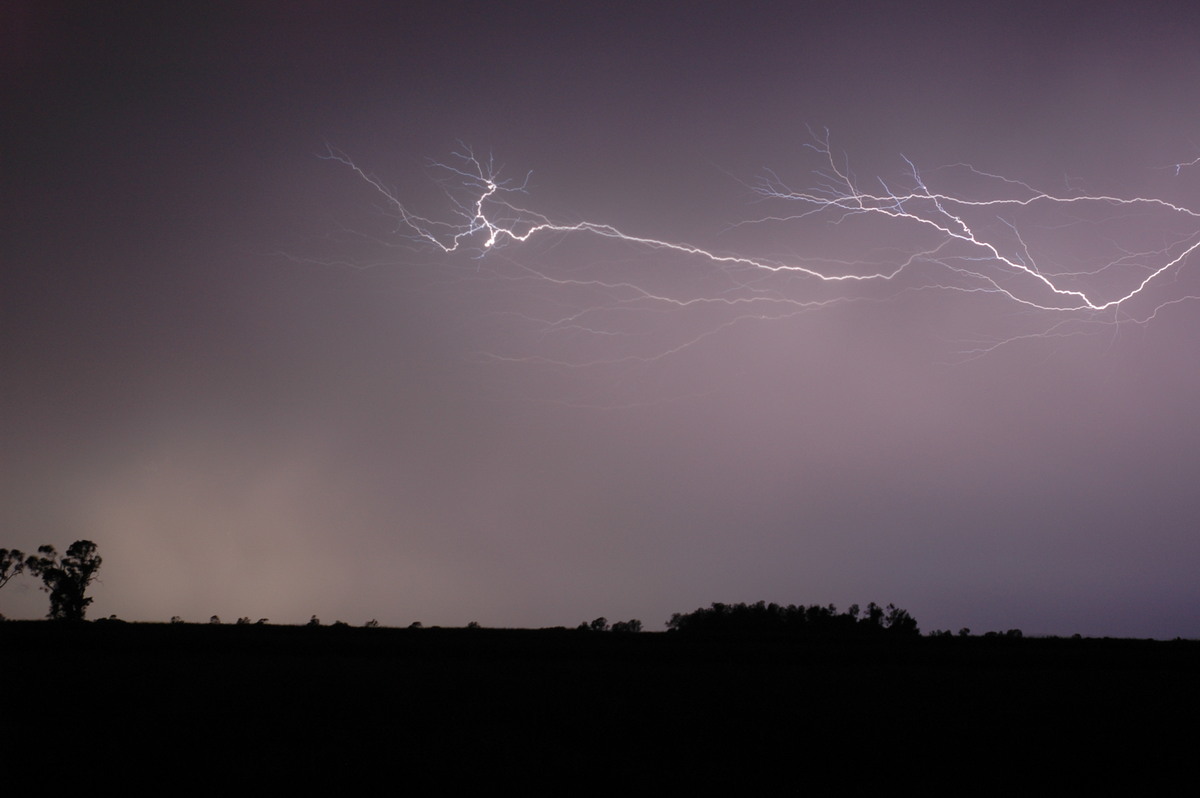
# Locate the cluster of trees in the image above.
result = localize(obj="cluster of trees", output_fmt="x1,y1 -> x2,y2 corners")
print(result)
665,600 -> 919,637
0,541 -> 102,622
577,617 -> 643,633
928,627 -> 1025,639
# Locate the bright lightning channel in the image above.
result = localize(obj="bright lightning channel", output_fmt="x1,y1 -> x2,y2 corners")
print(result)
321,133 -> 1200,366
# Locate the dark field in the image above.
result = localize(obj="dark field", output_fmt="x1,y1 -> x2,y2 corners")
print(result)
3,622 -> 1195,786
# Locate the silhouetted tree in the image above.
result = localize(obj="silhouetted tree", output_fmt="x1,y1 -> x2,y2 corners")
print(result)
610,619 -> 642,633
27,541 -> 101,621
884,603 -> 919,636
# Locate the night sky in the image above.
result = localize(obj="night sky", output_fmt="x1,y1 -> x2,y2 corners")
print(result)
5,1 -> 1200,636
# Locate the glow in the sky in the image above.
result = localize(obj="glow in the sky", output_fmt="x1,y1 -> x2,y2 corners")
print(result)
10,2 -> 1200,638
325,132 -> 1200,367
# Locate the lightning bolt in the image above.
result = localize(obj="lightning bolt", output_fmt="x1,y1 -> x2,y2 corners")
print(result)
320,132 -> 1200,373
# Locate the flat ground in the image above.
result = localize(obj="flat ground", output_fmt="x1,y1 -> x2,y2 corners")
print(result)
3,622 -> 1194,786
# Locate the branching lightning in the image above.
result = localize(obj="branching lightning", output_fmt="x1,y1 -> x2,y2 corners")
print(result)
321,132 -> 1200,375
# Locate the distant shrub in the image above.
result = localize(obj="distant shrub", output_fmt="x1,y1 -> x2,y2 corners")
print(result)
236,617 -> 251,625
307,615 -> 321,627
364,619 -> 380,628
209,615 -> 221,625
610,619 -> 642,633
408,621 -> 423,630
466,621 -> 481,630
170,616 -> 184,624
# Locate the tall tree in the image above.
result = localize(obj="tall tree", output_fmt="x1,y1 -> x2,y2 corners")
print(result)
28,541 -> 102,621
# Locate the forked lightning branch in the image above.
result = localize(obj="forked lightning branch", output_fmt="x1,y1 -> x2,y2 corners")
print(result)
322,133 -> 1200,364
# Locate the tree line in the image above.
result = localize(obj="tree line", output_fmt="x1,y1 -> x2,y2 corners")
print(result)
0,541 -> 102,622
664,600 -> 919,637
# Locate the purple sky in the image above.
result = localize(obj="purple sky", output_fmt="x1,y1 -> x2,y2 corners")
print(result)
5,1 -> 1200,636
